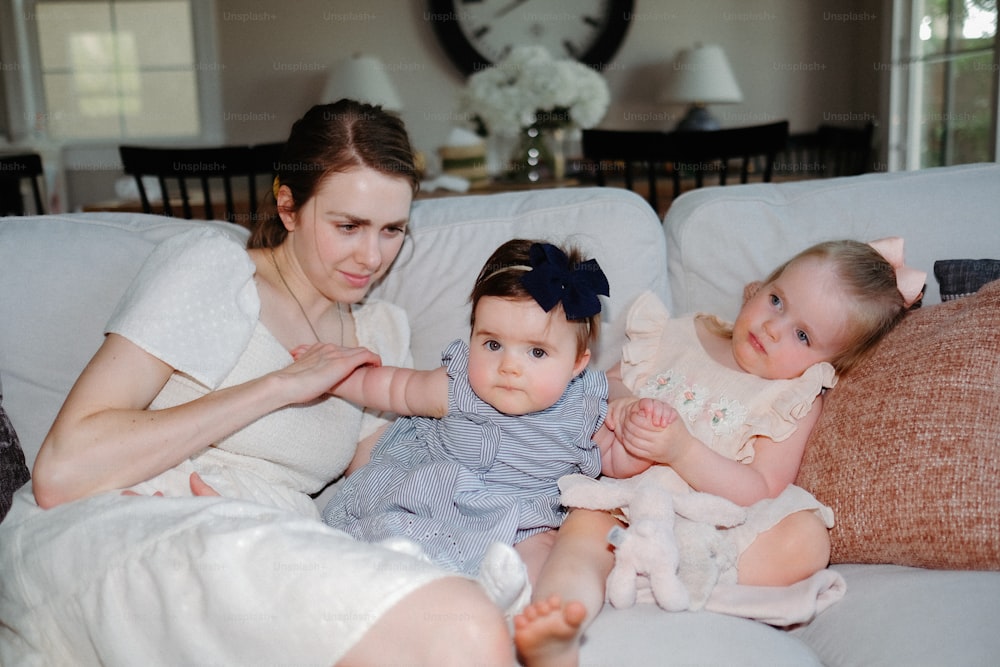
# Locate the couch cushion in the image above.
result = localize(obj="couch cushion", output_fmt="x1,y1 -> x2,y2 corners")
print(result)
791,564 -> 1000,667
795,279 -> 1000,570
372,187 -> 668,372
664,163 -> 1000,319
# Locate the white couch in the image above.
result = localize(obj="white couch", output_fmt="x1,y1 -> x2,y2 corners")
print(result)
1,165 -> 998,665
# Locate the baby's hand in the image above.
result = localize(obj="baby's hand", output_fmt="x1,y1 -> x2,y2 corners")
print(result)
633,397 -> 677,429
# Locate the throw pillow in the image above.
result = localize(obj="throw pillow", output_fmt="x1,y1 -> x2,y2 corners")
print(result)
0,395 -> 30,522
934,258 -> 1000,301
795,279 -> 1000,570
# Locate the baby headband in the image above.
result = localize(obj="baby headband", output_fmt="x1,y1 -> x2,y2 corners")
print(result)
519,243 -> 610,319
868,236 -> 926,308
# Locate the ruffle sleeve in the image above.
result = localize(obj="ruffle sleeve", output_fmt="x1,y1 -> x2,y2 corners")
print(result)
106,228 -> 259,388
620,290 -> 672,393
749,361 -> 837,445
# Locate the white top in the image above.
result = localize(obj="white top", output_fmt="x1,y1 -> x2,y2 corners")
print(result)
107,228 -> 412,515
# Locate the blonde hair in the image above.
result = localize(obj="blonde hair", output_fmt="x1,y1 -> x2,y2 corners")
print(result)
761,240 -> 908,374
705,239 -> 909,375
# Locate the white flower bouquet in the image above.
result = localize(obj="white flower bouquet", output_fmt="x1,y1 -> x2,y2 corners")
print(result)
460,46 -> 611,136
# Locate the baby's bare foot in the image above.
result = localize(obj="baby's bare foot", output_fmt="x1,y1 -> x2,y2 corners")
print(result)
514,595 -> 587,667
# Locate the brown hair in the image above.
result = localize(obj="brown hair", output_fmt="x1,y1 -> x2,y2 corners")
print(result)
765,240 -> 909,374
470,239 -> 600,359
247,99 -> 418,249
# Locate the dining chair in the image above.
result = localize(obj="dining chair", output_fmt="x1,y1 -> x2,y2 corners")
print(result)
0,153 -> 46,216
581,129 -> 674,214
119,144 -> 280,224
816,122 -> 874,176
669,121 -> 790,195
780,122 -> 874,178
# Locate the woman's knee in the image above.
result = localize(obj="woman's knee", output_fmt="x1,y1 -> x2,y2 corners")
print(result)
340,577 -> 513,666
737,510 -> 831,586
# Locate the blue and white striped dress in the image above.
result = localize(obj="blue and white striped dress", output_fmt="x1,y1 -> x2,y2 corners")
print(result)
323,339 -> 607,574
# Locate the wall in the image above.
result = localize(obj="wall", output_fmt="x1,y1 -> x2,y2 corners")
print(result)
64,0 -> 886,209
214,0 -> 884,161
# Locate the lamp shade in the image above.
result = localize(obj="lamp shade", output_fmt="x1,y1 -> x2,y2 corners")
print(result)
662,44 -> 743,105
322,54 -> 403,111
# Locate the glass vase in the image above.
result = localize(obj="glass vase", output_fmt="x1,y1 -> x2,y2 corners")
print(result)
505,126 -> 553,182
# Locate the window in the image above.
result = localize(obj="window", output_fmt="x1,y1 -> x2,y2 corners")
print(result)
890,0 -> 998,169
2,0 -> 219,144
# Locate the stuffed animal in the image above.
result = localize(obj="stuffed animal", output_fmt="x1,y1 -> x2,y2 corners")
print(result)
559,466 -> 747,611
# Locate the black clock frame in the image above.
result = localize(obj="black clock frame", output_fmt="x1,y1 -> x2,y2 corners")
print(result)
427,0 -> 635,76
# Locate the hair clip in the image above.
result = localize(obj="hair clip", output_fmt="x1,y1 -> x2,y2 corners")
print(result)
520,243 -> 610,319
868,236 -> 926,307
272,176 -> 281,200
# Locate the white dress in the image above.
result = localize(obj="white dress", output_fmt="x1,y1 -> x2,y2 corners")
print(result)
0,229 -> 450,666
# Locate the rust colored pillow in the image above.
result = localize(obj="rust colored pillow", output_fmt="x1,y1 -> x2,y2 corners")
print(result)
796,279 -> 1000,570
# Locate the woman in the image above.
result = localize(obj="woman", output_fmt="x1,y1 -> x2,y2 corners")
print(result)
0,100 -> 514,666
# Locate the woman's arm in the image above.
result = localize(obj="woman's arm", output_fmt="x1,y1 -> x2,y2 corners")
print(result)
619,394 -> 823,505
33,334 -> 379,508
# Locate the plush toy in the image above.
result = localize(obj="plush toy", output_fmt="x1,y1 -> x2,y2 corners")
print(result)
559,466 -> 747,611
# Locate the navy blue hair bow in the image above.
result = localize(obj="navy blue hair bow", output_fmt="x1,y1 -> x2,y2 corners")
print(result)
520,243 -> 610,319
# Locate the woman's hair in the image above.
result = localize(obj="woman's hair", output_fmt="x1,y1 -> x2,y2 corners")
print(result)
764,239 -> 909,374
470,239 -> 599,359
247,98 -> 418,249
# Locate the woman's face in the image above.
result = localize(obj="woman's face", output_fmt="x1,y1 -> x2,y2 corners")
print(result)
280,167 -> 412,304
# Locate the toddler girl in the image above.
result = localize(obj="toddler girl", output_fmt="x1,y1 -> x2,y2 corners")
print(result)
514,237 -> 925,667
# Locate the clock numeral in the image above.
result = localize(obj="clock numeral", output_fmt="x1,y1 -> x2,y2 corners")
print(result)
582,15 -> 601,28
563,40 -> 580,58
473,25 -> 491,39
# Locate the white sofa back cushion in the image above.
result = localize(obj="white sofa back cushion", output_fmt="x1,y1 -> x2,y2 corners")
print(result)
0,187 -> 666,473
665,163 -> 1000,320
373,187 -> 668,372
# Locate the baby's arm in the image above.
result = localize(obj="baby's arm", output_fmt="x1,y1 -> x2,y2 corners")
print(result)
336,363 -> 449,418
293,343 -> 449,418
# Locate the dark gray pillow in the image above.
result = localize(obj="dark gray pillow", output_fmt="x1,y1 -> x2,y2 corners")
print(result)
0,391 -> 30,522
934,259 -> 1000,301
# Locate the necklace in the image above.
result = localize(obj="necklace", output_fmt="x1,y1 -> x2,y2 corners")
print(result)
270,247 -> 344,344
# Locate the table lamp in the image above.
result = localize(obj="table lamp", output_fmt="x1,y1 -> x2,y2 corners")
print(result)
322,54 -> 403,111
662,43 -> 743,131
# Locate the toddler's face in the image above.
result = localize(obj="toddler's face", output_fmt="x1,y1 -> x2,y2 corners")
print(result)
731,257 -> 853,379
467,297 -> 590,415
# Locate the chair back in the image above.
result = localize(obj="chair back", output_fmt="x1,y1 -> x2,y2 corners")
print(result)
671,121 -> 790,192
581,129 -> 673,214
0,153 -> 46,216
816,122 -> 874,176
119,144 -> 283,225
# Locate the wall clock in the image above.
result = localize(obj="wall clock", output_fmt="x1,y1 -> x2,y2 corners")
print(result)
428,0 -> 634,76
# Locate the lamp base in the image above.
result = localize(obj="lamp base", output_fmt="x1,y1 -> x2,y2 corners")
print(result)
675,105 -> 721,132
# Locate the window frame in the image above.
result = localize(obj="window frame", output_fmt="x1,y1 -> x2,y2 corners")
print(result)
1,0 -> 222,146
888,0 -> 999,170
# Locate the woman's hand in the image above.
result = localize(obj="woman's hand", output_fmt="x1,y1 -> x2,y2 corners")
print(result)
278,343 -> 381,403
121,472 -> 220,498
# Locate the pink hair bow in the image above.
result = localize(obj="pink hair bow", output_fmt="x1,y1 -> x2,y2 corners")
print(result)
868,237 -> 926,307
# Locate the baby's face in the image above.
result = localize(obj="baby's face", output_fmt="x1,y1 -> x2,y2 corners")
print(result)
731,257 -> 853,379
467,297 -> 590,415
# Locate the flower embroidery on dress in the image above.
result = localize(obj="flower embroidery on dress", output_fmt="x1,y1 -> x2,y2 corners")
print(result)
708,397 -> 748,435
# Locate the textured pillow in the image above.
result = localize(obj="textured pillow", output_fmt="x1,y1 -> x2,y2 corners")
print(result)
934,259 -> 1000,301
0,394 -> 30,522
796,279 -> 1000,570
